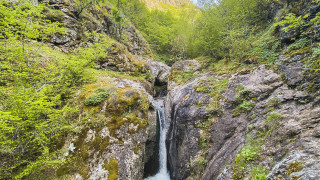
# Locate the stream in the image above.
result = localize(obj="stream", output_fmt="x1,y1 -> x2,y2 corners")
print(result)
145,99 -> 170,180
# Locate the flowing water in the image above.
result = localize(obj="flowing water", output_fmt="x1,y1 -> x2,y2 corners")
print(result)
145,99 -> 170,180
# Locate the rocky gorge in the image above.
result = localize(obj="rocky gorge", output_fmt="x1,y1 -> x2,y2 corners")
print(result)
36,0 -> 320,179
1,0 -> 320,179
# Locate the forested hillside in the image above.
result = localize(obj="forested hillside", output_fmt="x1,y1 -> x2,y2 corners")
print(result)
0,0 -> 320,179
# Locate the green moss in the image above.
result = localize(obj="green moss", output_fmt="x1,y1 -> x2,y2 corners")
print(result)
134,143 -> 141,154
104,158 -> 119,180
84,87 -> 110,106
126,112 -> 149,134
107,116 -> 126,136
78,165 -> 90,179
91,136 -> 102,151
169,69 -> 196,85
100,137 -> 110,152
107,88 -> 140,115
286,162 -> 304,175
288,46 -> 312,57
268,107 -> 275,112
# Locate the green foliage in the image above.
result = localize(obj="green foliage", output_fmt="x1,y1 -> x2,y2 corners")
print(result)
246,26 -> 280,64
250,165 -> 268,180
233,145 -> 260,179
235,86 -> 251,102
0,1 -> 114,178
200,137 -> 207,149
236,145 -> 259,163
0,0 -> 65,40
274,0 -> 320,38
111,8 -> 125,23
196,156 -> 206,172
84,87 -> 110,106
285,38 -> 312,53
193,0 -> 271,59
312,47 -> 320,58
108,0 -> 199,62
274,13 -> 305,32
233,84 -> 255,116
264,113 -> 283,135
239,101 -> 255,111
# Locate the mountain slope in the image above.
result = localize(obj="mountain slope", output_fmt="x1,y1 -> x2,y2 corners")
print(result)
141,0 -> 193,9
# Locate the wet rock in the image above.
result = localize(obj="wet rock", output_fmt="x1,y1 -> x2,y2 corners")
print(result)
165,75 -> 212,180
144,107 -> 160,177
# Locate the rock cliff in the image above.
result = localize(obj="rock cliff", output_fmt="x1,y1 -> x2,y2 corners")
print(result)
165,56 -> 320,179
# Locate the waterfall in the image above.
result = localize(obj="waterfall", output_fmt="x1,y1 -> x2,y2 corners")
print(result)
145,99 -> 170,180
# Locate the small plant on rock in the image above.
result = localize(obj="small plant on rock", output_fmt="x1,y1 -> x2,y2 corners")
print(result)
84,87 -> 110,106
250,165 -> 268,180
264,112 -> 283,135
233,100 -> 255,117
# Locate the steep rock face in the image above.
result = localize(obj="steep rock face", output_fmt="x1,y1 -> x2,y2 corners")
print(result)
144,106 -> 160,178
165,76 -> 211,179
165,60 -> 222,179
58,76 -> 158,180
214,65 -> 320,179
44,0 -> 151,55
202,66 -> 283,179
166,60 -> 320,179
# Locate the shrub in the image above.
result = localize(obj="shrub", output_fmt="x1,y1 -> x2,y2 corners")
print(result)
84,87 -> 110,106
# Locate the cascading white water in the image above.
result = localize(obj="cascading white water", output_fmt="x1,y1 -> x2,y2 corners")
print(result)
145,99 -> 170,180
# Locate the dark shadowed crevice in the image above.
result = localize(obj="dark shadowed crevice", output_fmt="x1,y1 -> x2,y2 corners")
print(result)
154,78 -> 167,97
143,107 -> 160,178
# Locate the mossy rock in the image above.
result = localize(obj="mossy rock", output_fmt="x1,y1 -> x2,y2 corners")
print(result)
104,158 -> 119,180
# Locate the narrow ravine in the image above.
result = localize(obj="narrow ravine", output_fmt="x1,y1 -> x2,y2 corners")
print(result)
145,99 -> 170,180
